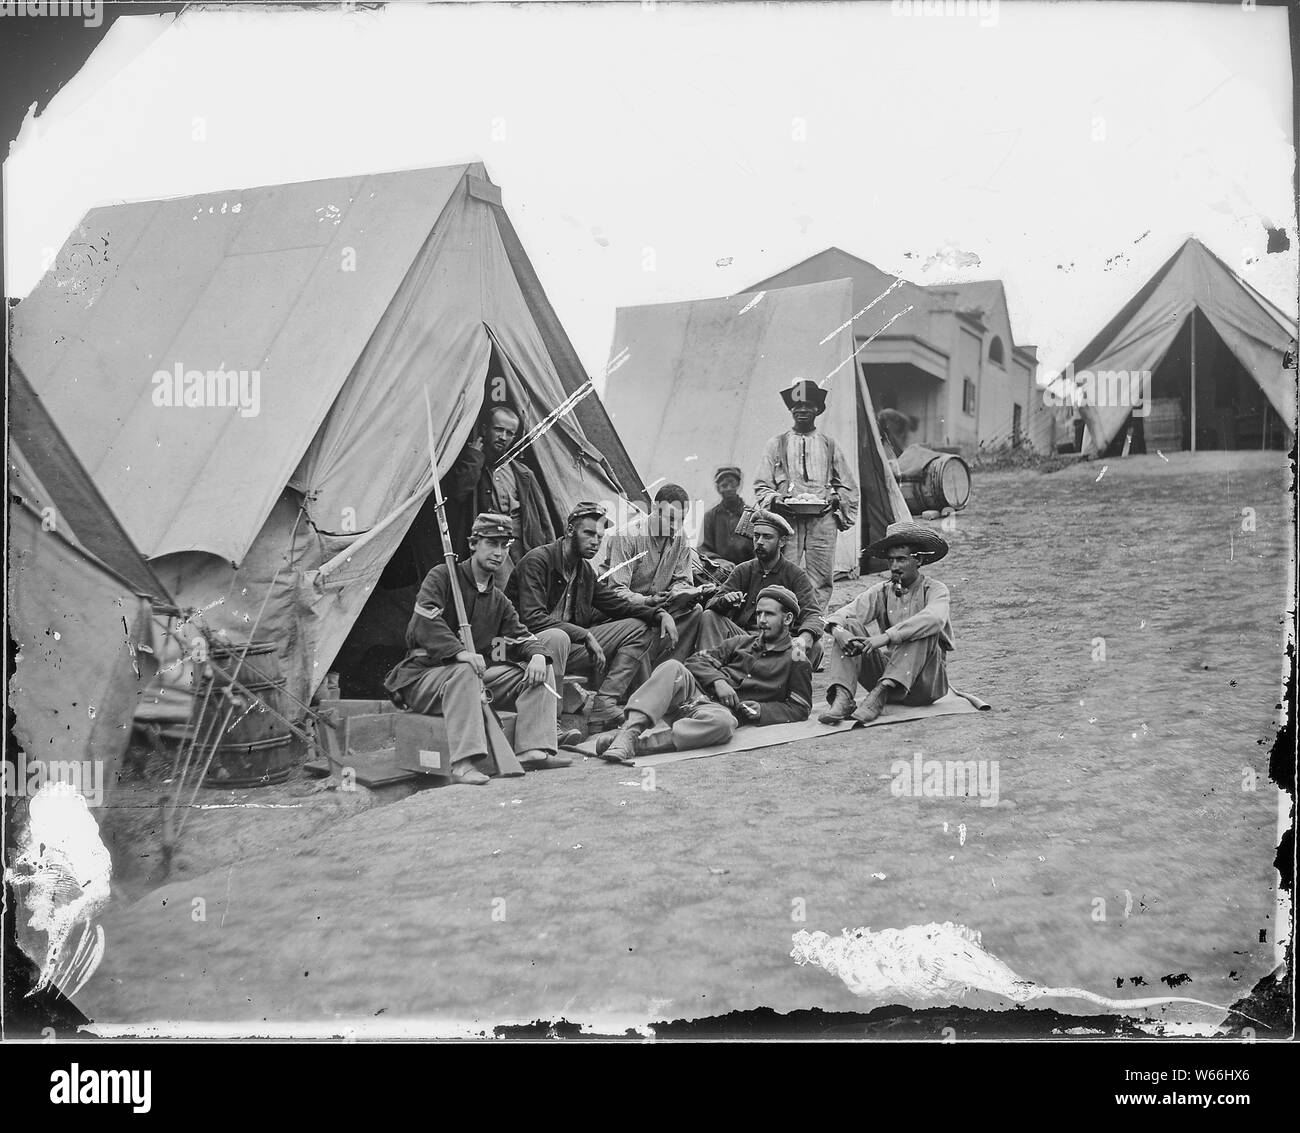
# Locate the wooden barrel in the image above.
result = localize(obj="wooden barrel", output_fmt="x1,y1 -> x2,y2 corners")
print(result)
900,453 -> 971,512
197,641 -> 295,787
1144,398 -> 1184,452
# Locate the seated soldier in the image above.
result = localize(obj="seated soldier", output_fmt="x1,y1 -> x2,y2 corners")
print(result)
593,585 -> 812,763
383,513 -> 569,785
599,483 -> 710,663
818,521 -> 952,726
507,501 -> 664,730
698,510 -> 823,667
697,464 -> 754,575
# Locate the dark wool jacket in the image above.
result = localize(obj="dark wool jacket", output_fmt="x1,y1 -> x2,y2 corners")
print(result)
706,555 -> 825,639
506,538 -> 659,643
698,498 -> 754,565
444,444 -> 555,560
384,561 -> 547,694
685,631 -> 813,726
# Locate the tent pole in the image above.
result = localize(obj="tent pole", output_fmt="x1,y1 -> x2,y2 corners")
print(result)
1189,308 -> 1197,453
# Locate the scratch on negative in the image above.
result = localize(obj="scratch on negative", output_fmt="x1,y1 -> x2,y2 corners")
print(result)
598,550 -> 649,581
819,278 -> 907,345
1095,465 -> 1108,482
122,617 -> 141,678
221,867 -> 232,927
738,291 -> 766,315
824,305 -> 915,382
494,346 -> 630,468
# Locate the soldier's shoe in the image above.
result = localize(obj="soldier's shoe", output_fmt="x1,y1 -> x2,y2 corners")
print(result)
450,764 -> 490,785
592,728 -> 638,765
851,685 -> 890,725
519,751 -> 573,770
634,729 -> 677,756
817,686 -> 858,724
587,695 -> 624,731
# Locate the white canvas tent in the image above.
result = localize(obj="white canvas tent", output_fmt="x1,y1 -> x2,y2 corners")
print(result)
11,164 -> 645,711
7,361 -> 172,784
603,279 -> 910,575
1070,237 -> 1297,454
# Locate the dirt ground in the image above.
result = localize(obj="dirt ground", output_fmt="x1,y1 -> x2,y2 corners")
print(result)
75,452 -> 1292,1035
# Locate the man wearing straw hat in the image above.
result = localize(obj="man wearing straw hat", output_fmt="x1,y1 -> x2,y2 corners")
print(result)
753,378 -> 858,615
818,521 -> 953,726
384,513 -> 570,783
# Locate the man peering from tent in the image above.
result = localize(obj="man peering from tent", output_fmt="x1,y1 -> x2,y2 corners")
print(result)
443,403 -> 555,586
818,522 -> 952,726
698,510 -> 823,667
506,501 -> 661,731
697,465 -> 754,575
598,482 -> 710,664
753,379 -> 858,614
591,585 -> 813,763
383,513 -> 571,784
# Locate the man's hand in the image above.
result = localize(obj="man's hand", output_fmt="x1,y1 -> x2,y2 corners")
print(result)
456,650 -> 487,677
658,610 -> 679,646
523,653 -> 549,689
718,590 -> 744,610
584,633 -> 607,683
866,633 -> 890,651
738,700 -> 761,722
790,634 -> 811,664
832,626 -> 868,657
713,680 -> 740,709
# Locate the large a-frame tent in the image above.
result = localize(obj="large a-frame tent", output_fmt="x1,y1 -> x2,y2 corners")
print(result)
1069,237 -> 1297,455
11,164 -> 645,709
603,279 -> 910,576
8,359 -> 173,785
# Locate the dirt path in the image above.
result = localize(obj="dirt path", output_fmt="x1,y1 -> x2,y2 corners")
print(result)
78,453 -> 1291,1033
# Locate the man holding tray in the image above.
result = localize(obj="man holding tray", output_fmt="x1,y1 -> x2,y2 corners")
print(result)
753,378 -> 858,614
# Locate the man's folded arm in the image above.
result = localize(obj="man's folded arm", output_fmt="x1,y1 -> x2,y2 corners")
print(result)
407,570 -> 465,663
884,582 -> 951,643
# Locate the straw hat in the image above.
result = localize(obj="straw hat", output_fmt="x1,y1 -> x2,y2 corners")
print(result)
865,521 -> 949,563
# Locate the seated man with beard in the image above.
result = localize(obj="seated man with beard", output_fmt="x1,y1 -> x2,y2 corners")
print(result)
592,586 -> 813,763
697,510 -> 824,668
507,501 -> 665,732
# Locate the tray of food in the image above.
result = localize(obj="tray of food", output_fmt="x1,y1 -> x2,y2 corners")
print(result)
781,493 -> 828,515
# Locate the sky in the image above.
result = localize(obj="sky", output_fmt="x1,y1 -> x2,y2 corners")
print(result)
4,0 -> 1296,386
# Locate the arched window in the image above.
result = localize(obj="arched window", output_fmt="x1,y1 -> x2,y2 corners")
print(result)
989,336 -> 1005,366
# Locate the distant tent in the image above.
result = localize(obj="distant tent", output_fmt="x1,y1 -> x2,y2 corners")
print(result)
604,279 -> 910,576
11,164 -> 644,708
1069,238 -> 1297,454
7,360 -> 172,783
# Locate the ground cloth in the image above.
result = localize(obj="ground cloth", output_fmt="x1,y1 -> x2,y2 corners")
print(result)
569,688 -> 990,767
